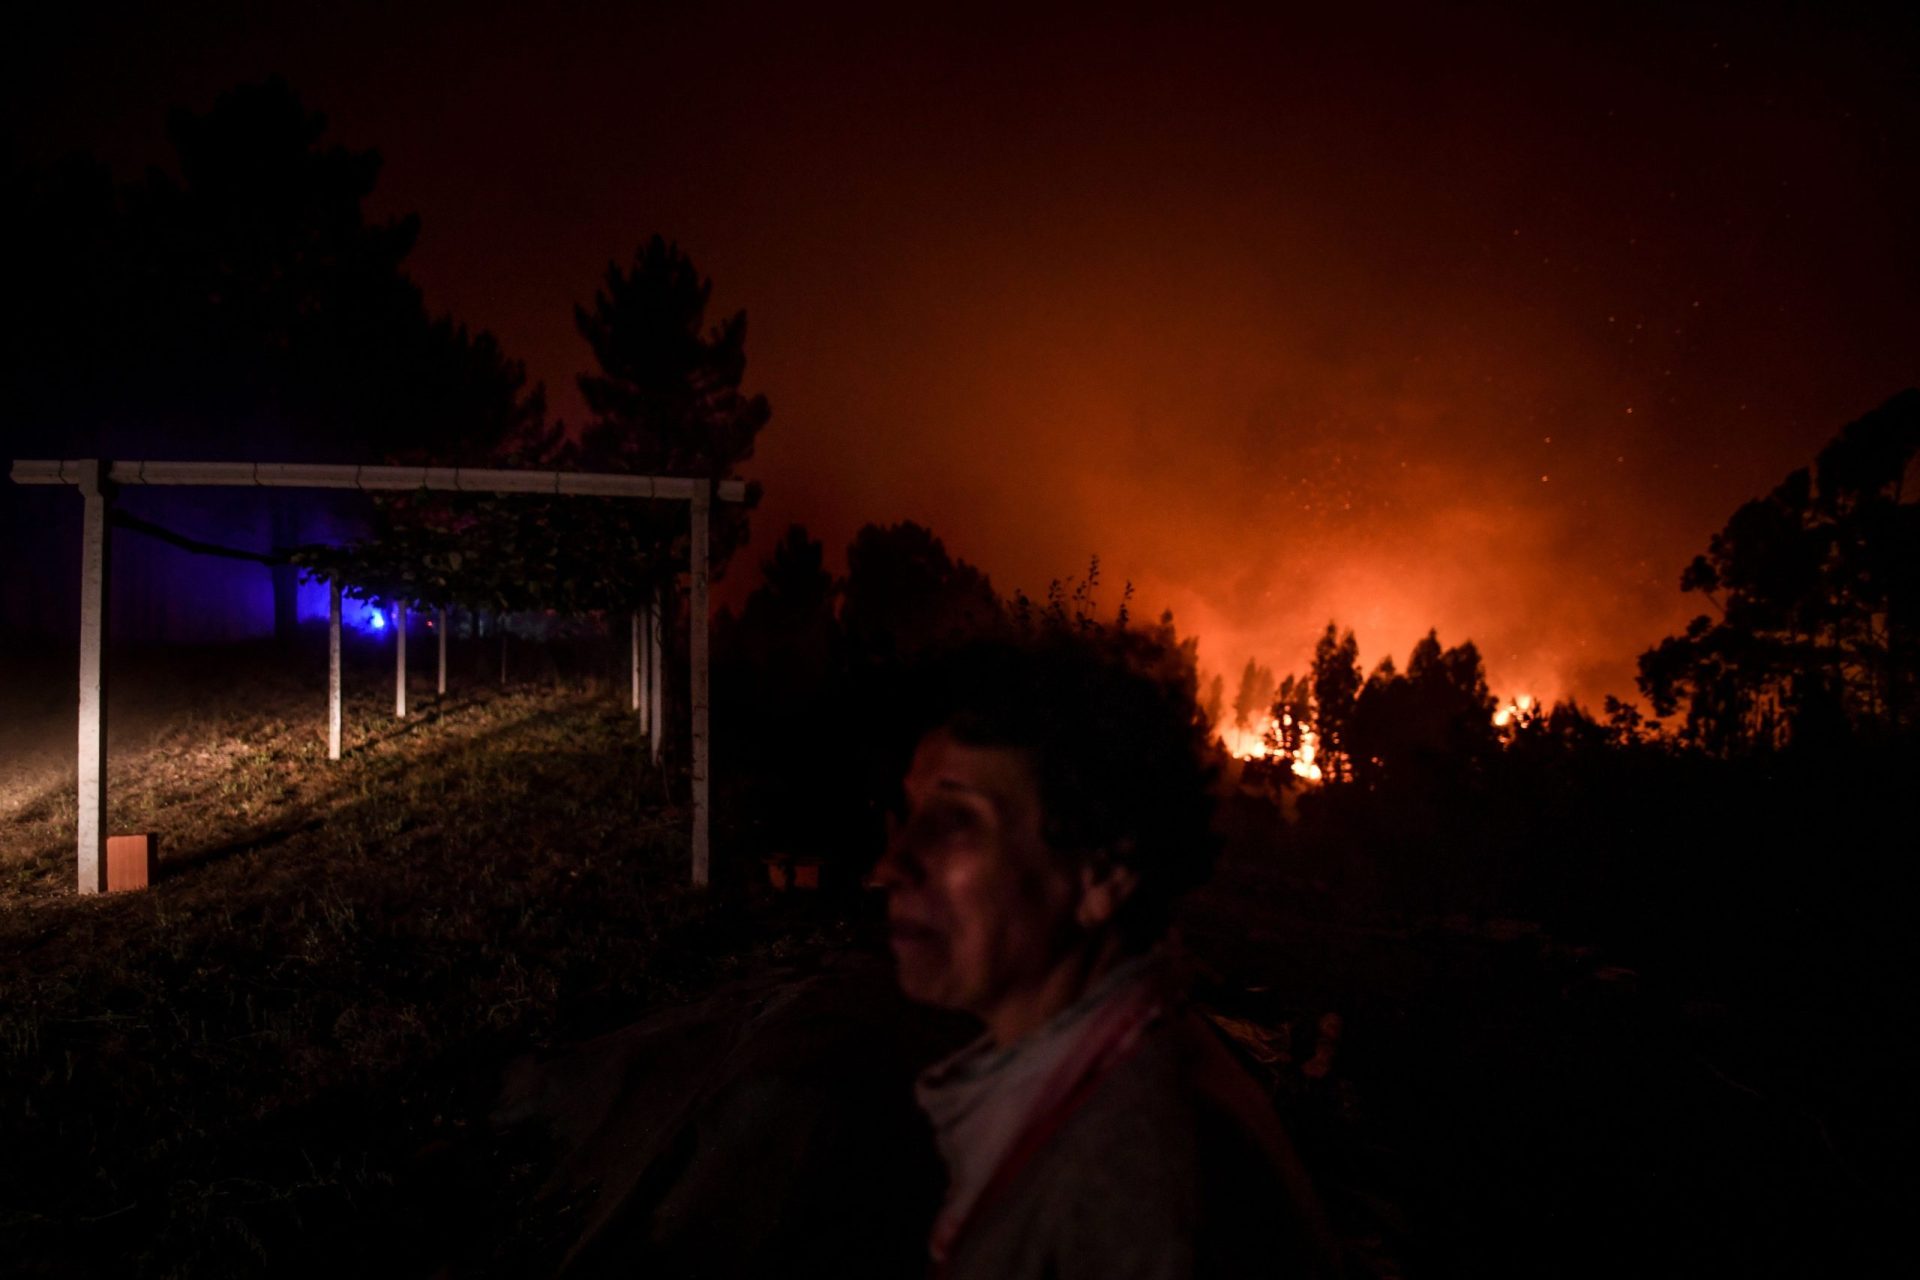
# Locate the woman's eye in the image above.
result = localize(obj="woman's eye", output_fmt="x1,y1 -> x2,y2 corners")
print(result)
916,804 -> 981,841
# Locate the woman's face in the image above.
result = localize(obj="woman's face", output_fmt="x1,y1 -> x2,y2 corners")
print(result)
869,729 -> 1085,1023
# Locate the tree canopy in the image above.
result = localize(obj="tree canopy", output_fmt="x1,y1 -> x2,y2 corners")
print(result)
840,521 -> 1002,666
299,238 -> 772,616
1248,626 -> 1495,790
5,76 -> 542,464
574,236 -> 770,481
1232,659 -> 1276,735
1309,624 -> 1363,783
1638,389 -> 1919,752
1346,630 -> 1498,786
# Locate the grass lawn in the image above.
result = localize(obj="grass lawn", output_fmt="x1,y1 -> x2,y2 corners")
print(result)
0,649 -> 844,1277
4,642 -> 1896,1277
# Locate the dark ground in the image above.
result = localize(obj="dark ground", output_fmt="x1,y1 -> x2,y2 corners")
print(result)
0,639 -> 1903,1276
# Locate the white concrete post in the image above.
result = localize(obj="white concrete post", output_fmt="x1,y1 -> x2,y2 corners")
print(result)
328,580 -> 342,761
647,587 -> 662,763
630,608 -> 642,714
75,460 -> 109,894
437,606 -> 447,697
395,604 -> 408,718
690,484 -> 711,887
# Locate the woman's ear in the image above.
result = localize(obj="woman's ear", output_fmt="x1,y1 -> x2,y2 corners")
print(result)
1076,844 -> 1140,929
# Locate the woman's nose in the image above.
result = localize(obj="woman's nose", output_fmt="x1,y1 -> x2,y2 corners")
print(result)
866,817 -> 917,891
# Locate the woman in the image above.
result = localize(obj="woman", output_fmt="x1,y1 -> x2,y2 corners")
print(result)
870,638 -> 1338,1279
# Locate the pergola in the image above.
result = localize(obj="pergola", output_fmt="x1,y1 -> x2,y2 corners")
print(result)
9,458 -> 747,893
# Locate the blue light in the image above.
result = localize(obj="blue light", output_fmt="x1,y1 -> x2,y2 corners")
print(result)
334,596 -> 400,635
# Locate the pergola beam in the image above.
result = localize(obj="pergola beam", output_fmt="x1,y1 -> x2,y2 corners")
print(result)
13,459 -> 745,893
11,458 -> 746,503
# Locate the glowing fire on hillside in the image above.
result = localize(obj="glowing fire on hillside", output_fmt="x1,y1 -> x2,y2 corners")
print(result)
1492,695 -> 1536,728
1222,696 -> 1540,780
1221,713 -> 1324,782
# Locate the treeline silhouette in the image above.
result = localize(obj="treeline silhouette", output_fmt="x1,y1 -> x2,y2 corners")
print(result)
1641,388 -> 1919,753
718,389 -> 1917,963
295,231 -> 770,630
710,527 -> 1196,881
1221,393 -> 1918,949
708,394 -> 1915,1274
5,78 -> 771,645
4,76 -> 541,467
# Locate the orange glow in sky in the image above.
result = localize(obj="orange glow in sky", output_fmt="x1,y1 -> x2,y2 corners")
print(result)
15,4 -> 1918,711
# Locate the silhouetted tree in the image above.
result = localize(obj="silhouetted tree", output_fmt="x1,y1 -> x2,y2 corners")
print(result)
841,522 -> 1002,665
552,234 -> 770,590
1544,700 -> 1608,751
1409,630 -> 1498,760
1602,694 -> 1654,748
574,236 -> 768,476
1005,560 -> 1205,723
1310,623 -> 1362,782
1200,673 -> 1225,734
1266,673 -> 1313,772
7,77 -> 542,464
321,237 -> 777,625
1638,389 -> 1919,752
733,524 -> 839,690
1231,658 -> 1276,734
712,524 -> 846,860
1340,630 -> 1497,788
1347,655 -> 1404,787
5,151 -> 128,441
6,78 -> 545,637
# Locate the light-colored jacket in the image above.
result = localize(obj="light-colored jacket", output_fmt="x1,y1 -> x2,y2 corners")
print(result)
920,956 -> 1338,1279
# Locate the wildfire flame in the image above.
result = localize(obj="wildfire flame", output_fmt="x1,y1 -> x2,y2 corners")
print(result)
1224,697 -> 1538,779
1221,712 -> 1323,782
1492,694 -> 1535,729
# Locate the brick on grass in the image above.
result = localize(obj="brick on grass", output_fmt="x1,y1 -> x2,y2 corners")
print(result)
106,834 -> 157,891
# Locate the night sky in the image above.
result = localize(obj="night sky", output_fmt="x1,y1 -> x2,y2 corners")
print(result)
11,0 -> 1917,707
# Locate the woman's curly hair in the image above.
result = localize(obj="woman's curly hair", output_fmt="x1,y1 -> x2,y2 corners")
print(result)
906,631 -> 1221,947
